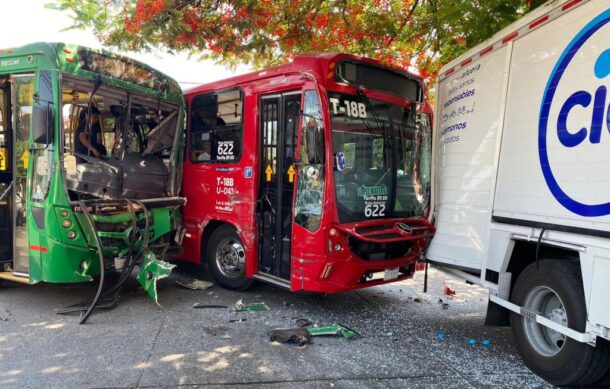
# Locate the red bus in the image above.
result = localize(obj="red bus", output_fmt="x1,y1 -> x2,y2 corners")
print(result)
180,53 -> 435,292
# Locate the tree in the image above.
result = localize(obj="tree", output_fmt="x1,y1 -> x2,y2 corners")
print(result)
48,0 -> 545,84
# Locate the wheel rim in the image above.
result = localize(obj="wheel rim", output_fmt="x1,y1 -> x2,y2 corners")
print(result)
522,286 -> 568,357
215,238 -> 245,279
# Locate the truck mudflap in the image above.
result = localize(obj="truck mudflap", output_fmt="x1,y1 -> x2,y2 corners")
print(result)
489,294 -> 596,345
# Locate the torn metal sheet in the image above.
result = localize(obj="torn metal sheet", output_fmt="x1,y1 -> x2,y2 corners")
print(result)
137,249 -> 175,304
307,324 -> 360,340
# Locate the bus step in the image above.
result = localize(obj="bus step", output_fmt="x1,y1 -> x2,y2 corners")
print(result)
253,273 -> 290,289
0,271 -> 29,284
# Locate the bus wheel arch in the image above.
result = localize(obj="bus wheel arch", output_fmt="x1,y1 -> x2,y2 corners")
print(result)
203,222 -> 253,291
509,259 -> 610,386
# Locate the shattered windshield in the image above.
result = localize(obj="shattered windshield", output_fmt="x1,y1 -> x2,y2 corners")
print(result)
61,75 -> 181,200
330,92 -> 431,223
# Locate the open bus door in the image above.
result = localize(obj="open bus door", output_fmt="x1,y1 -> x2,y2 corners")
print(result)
258,91 -> 301,282
0,74 -> 35,279
0,77 -> 11,271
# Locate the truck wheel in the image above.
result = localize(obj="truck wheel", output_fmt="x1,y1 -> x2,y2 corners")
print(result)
206,225 -> 252,291
510,260 -> 610,386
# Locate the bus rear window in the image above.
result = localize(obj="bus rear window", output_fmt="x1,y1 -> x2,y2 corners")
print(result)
190,89 -> 243,163
335,61 -> 422,103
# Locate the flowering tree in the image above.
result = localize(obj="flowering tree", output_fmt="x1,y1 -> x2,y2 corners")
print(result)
49,0 -> 544,84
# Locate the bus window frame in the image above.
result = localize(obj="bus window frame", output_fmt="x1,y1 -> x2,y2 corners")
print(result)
189,87 -> 244,164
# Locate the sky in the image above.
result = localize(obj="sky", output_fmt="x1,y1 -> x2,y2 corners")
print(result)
1,1 -> 250,89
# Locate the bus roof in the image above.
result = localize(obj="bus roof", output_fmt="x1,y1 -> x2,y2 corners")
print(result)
0,42 -> 182,101
184,52 -> 422,96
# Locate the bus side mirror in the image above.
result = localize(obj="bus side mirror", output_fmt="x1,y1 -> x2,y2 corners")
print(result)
32,102 -> 54,145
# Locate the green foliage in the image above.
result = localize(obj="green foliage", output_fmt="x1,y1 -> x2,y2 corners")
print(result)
47,0 -> 545,83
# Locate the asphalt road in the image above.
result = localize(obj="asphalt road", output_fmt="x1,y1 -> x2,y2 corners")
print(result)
0,265 -> 551,388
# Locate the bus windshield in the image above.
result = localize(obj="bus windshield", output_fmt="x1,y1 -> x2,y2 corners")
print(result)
330,92 -> 431,223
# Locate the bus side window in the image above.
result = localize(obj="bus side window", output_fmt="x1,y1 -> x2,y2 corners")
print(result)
294,90 -> 325,232
190,89 -> 242,163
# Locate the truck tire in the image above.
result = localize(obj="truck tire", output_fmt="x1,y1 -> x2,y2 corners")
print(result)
510,260 -> 610,386
206,225 -> 252,291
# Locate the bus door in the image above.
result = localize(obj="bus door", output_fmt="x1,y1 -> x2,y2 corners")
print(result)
258,91 -> 301,280
0,77 -> 11,269
13,74 -> 35,274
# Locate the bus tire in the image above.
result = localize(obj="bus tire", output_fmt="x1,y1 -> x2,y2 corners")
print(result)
510,260 -> 610,386
206,225 -> 252,291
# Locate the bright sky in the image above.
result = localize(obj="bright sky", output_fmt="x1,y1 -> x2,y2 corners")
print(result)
1,1 -> 250,89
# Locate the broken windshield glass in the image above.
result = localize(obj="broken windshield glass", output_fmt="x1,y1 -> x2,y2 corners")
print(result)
61,75 -> 181,200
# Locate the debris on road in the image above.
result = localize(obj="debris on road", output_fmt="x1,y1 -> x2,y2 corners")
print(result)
229,318 -> 247,323
443,283 -> 456,296
269,328 -> 312,346
177,279 -> 214,290
436,332 -> 446,340
192,303 -> 228,309
442,303 -> 450,309
295,318 -> 313,327
234,299 -> 270,312
307,324 -> 360,340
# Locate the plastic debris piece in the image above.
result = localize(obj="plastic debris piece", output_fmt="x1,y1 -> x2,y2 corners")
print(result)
413,297 -> 422,303
468,338 -> 477,346
442,303 -> 450,310
269,328 -> 312,346
177,279 -> 214,290
482,339 -> 491,347
443,283 -> 456,296
436,332 -> 446,340
234,299 -> 270,312
192,303 -> 228,309
307,324 -> 360,340
229,318 -> 247,323
296,318 -> 313,327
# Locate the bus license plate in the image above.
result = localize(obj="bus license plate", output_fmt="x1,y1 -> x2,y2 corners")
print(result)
384,268 -> 400,280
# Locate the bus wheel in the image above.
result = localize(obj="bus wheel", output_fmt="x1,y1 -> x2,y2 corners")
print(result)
206,225 -> 252,291
510,260 -> 610,386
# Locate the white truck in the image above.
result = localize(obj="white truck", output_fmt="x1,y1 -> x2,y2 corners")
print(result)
428,0 -> 610,385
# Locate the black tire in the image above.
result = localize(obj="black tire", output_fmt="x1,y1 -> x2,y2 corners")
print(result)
510,260 -> 610,386
206,225 -> 252,291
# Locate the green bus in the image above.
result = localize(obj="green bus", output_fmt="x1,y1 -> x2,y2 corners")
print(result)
0,43 -> 185,317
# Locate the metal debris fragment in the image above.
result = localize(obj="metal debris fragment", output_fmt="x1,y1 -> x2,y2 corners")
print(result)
136,249 -> 175,303
192,303 -> 228,309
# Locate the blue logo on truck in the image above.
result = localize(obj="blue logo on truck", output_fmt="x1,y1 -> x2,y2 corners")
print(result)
539,9 -> 610,217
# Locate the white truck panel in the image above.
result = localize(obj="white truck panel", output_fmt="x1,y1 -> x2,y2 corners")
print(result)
427,46 -> 511,268
493,1 -> 610,230
429,0 -> 610,340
